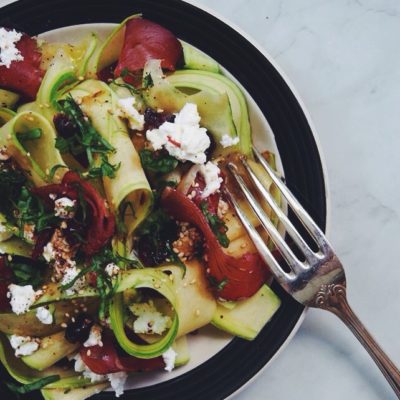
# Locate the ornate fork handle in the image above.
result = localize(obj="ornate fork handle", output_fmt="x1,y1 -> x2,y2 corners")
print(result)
314,284 -> 400,398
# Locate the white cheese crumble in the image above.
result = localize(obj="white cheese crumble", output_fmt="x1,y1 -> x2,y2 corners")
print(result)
130,301 -> 172,335
7,284 -> 37,315
108,372 -> 128,398
83,325 -> 103,347
116,97 -> 145,130
220,134 -> 240,148
146,103 -> 210,164
60,266 -> 86,296
190,161 -> 223,198
54,197 -> 77,219
105,262 -> 120,277
9,335 -> 40,357
42,242 -> 56,262
0,28 -> 24,68
72,353 -> 127,397
73,353 -> 106,382
36,306 -> 53,325
162,347 -> 177,372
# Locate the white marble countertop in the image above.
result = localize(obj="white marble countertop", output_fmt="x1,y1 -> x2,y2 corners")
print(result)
0,0 -> 399,399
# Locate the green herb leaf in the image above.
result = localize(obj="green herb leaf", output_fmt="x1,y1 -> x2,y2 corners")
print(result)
18,128 -> 42,142
208,276 -> 228,291
56,95 -> 119,180
48,164 -> 69,180
6,375 -> 60,396
200,201 -> 230,248
139,150 -> 178,174
11,262 -> 43,287
143,73 -> 154,89
60,246 -> 137,320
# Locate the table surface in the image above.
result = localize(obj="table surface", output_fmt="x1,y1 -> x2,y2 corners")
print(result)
1,0 -> 399,399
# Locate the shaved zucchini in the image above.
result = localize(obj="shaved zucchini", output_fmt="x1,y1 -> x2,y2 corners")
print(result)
180,41 -> 220,73
166,69 -> 251,155
212,285 -> 281,340
143,60 -> 237,155
42,383 -> 109,400
0,89 -> 19,109
22,331 -> 79,371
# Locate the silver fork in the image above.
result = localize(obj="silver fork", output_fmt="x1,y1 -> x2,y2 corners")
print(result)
224,146 -> 400,398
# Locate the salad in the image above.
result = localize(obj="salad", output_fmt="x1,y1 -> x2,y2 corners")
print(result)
0,15 -> 282,399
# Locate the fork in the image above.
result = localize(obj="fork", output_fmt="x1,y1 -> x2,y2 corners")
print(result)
224,146 -> 400,398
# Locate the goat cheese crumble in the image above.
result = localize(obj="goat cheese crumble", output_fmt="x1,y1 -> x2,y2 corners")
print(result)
7,284 -> 37,314
0,28 -> 24,68
83,325 -> 103,347
162,347 -> 177,372
116,97 -> 145,130
54,197 -> 77,219
130,301 -> 172,335
108,372 -> 128,398
36,306 -> 53,325
60,265 -> 86,296
42,242 -> 56,262
146,103 -> 210,164
105,262 -> 120,277
9,335 -> 40,357
195,161 -> 223,198
220,134 -> 240,148
72,353 -> 127,397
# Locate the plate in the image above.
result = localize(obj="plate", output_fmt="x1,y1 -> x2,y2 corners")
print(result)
0,1 -> 328,399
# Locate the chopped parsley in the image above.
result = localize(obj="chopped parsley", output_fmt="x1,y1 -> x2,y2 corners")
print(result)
55,95 -> 120,179
15,187 -> 56,233
200,201 -> 230,248
61,246 -> 137,320
142,73 -> 154,89
208,276 -> 228,291
139,150 -> 178,174
5,375 -> 60,396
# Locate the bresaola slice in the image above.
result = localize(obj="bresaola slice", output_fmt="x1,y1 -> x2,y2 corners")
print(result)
161,188 -> 269,300
32,172 -> 115,258
114,18 -> 183,80
81,334 -> 165,374
0,32 -> 43,100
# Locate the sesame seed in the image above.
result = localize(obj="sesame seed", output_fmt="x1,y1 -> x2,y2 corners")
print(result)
7,255 -> 12,261
82,307 -> 88,312
87,349 -> 91,356
191,190 -> 196,198
173,247 -> 179,254
78,76 -> 84,81
195,309 -> 200,317
178,252 -> 184,258
240,243 -> 247,249
154,282 -> 161,289
61,323 -> 67,328
71,317 -> 76,322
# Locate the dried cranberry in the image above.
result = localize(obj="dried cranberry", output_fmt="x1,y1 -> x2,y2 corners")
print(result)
53,113 -> 78,139
65,313 -> 94,344
144,108 -> 175,131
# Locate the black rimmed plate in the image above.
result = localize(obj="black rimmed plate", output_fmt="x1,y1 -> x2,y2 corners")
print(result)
0,1 -> 327,399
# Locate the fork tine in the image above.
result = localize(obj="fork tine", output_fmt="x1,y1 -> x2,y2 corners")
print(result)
223,186 -> 293,286
241,158 -> 319,265
253,146 -> 329,251
227,163 -> 305,275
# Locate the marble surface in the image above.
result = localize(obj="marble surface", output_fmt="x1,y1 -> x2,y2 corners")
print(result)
0,0 -> 399,399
